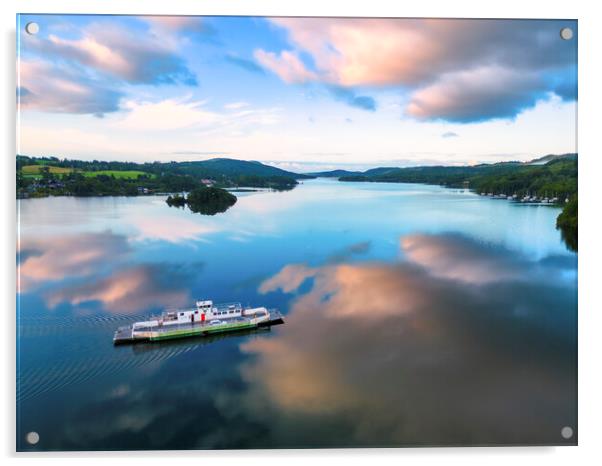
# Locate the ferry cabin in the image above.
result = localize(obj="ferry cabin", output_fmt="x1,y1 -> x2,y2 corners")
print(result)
132,300 -> 244,331
168,301 -> 244,324
193,300 -> 243,322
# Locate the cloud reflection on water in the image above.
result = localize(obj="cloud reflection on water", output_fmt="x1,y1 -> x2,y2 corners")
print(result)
18,232 -> 130,292
20,232 -> 576,449
18,229 -> 205,314
241,233 -> 576,446
46,263 -> 196,313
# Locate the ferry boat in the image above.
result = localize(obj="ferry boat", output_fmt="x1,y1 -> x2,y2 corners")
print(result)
113,300 -> 283,344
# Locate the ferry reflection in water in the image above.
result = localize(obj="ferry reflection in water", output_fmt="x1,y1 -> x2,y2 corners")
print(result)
16,181 -> 576,450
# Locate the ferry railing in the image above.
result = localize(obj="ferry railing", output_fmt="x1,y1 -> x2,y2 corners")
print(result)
213,302 -> 243,312
136,302 -> 244,324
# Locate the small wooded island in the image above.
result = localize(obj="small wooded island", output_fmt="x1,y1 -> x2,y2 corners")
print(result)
166,187 -> 237,216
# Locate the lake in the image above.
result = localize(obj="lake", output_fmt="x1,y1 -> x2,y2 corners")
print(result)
16,178 -> 577,450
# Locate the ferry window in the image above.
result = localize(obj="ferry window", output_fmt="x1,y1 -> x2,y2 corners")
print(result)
180,313 -> 184,316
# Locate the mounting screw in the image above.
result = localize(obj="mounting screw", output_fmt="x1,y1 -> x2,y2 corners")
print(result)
561,426 -> 574,439
560,28 -> 573,41
25,22 -> 39,35
26,431 -> 39,445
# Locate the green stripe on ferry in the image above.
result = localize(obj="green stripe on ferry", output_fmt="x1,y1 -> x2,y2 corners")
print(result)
149,321 -> 257,341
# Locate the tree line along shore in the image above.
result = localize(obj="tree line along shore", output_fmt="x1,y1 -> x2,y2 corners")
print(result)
336,154 -> 577,251
16,155 -> 307,199
16,153 -> 577,250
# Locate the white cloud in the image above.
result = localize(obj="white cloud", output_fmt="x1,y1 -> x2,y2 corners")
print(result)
114,97 -> 282,133
117,98 -> 219,131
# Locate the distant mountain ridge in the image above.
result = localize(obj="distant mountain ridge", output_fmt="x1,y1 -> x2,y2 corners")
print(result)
526,153 -> 577,165
306,169 -> 362,177
307,154 -> 577,178
165,158 -> 313,179
17,155 -> 313,180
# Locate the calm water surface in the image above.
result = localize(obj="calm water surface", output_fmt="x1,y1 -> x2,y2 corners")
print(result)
16,179 -> 577,450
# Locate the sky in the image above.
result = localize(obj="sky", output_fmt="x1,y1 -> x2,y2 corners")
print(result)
17,15 -> 577,171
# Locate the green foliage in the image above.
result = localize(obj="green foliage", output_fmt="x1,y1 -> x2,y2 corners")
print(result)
340,155 -> 578,251
21,164 -> 73,176
83,170 -> 152,179
340,156 -> 577,201
231,174 -> 298,190
470,158 -> 577,199
307,169 -> 362,177
165,194 -> 186,207
339,175 -> 370,182
556,196 -> 578,251
187,187 -> 237,215
16,155 -> 304,198
166,187 -> 237,215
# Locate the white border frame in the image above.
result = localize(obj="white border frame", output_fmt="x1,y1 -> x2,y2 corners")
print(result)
3,1 -> 601,465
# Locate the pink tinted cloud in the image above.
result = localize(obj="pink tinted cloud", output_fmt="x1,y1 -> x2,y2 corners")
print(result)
268,18 -> 441,87
18,60 -> 122,115
254,50 -> 317,84
266,18 -> 573,87
259,264 -> 316,294
24,23 -> 197,86
259,18 -> 576,121
405,67 -> 545,122
143,16 -> 205,33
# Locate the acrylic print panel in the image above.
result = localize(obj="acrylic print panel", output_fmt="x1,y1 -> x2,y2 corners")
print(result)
16,15 -> 577,451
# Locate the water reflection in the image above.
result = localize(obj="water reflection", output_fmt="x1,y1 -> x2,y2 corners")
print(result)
127,212 -> 219,243
327,240 -> 371,263
46,263 -> 197,313
242,234 -> 577,446
18,232 -> 130,292
401,234 -> 575,285
16,180 -> 577,450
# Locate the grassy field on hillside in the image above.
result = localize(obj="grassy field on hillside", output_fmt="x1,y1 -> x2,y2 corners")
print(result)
83,170 -> 153,179
20,165 -> 153,180
21,165 -> 73,176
